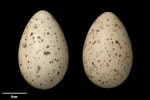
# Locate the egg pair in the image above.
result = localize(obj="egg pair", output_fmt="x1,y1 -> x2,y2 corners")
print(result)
18,10 -> 133,90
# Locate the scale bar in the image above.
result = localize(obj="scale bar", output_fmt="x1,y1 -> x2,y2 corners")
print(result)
2,92 -> 27,94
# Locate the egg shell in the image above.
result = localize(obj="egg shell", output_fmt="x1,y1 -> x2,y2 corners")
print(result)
83,12 -> 133,88
18,10 -> 69,90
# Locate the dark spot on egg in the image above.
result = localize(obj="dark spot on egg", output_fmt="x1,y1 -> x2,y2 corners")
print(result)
30,32 -> 33,37
41,39 -> 44,42
25,54 -> 28,57
115,23 -> 118,27
46,45 -> 49,48
34,24 -> 37,29
49,61 -> 53,63
93,41 -> 96,45
59,66 -> 61,69
89,41 -> 91,44
44,51 -> 50,55
112,48 -> 115,51
124,42 -> 127,45
40,84 -> 42,86
57,71 -> 60,75
107,18 -> 109,21
115,52 -> 118,56
19,64 -> 22,67
115,40 -> 118,44
37,36 -> 41,39
102,81 -> 104,84
105,81 -> 108,84
22,43 -> 27,48
109,59 -> 111,62
47,32 -> 50,35
119,54 -> 122,57
96,29 -> 100,32
107,63 -> 109,67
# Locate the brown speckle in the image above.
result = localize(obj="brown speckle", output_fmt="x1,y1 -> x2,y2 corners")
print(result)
49,61 -> 53,63
25,54 -> 28,57
55,52 -> 57,55
109,59 -> 111,62
44,51 -> 50,55
40,84 -> 42,86
96,29 -> 100,32
30,32 -> 33,37
105,81 -> 108,83
107,63 -> 109,67
115,23 -> 118,27
22,43 -> 27,48
34,24 -> 37,29
124,42 -> 127,45
36,65 -> 41,73
19,64 -> 22,67
119,54 -> 122,57
37,36 -> 41,39
93,41 -> 96,45
37,75 -> 40,78
47,32 -> 50,35
58,48 -> 60,50
46,45 -> 49,48
28,60 -> 30,63
115,40 -> 118,44
119,26 -> 121,30
57,71 -> 60,75
115,52 -> 118,56
59,66 -> 61,68
112,48 -> 115,51
89,41 -> 91,44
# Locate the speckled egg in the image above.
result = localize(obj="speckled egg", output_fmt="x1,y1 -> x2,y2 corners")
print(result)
18,10 -> 69,90
82,12 -> 133,88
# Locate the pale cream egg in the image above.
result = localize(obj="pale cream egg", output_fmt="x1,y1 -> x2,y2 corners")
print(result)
83,11 -> 133,88
18,10 -> 69,90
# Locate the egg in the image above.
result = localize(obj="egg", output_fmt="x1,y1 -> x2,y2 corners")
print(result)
18,10 -> 69,90
82,12 -> 133,88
